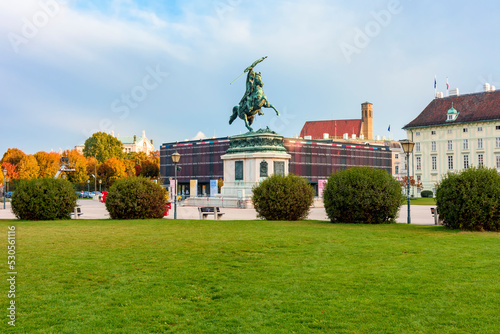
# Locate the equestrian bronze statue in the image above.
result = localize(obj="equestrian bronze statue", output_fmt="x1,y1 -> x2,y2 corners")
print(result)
229,56 -> 280,132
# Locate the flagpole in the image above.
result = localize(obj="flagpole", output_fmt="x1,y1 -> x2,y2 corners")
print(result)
434,75 -> 437,98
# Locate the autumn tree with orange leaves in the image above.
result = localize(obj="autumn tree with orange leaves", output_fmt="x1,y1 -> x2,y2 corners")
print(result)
98,157 -> 126,189
35,151 -> 61,178
18,155 -> 40,180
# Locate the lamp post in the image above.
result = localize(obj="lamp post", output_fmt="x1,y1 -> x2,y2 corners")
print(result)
171,151 -> 181,219
87,179 -> 90,193
99,179 -> 102,192
399,139 -> 415,224
2,169 -> 7,210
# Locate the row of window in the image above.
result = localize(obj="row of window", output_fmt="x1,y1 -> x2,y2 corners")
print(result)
415,125 -> 500,137
414,138 -> 500,152
414,154 -> 500,171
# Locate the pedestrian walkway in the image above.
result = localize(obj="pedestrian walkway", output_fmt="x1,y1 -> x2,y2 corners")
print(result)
0,199 -> 437,225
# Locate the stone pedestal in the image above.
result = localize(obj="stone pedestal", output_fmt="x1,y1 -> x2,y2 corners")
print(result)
221,128 -> 291,200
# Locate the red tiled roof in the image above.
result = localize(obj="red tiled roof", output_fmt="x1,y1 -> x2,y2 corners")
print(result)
403,90 -> 500,129
300,119 -> 362,139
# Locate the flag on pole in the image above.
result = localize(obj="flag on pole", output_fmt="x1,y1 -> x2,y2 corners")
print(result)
446,77 -> 449,90
434,75 -> 437,89
388,125 -> 391,132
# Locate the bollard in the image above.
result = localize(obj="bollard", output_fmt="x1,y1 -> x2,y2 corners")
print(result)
74,207 -> 79,219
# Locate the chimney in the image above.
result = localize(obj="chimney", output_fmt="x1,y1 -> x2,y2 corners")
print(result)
133,135 -> 137,143
449,88 -> 459,96
323,133 -> 329,139
361,102 -> 373,140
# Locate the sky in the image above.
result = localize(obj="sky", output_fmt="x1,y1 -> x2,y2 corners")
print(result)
1,0 -> 500,155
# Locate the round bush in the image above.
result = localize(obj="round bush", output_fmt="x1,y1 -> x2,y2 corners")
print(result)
252,174 -> 314,220
323,167 -> 404,224
421,190 -> 434,198
11,178 -> 77,220
436,167 -> 500,231
105,177 -> 167,219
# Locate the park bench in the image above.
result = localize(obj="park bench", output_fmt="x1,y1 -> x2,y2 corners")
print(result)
70,207 -> 84,219
198,207 -> 225,220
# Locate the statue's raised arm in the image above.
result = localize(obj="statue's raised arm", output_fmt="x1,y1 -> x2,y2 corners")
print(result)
244,56 -> 267,73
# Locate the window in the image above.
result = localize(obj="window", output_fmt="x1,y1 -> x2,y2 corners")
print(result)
463,155 -> 469,169
395,154 -> 399,159
447,114 -> 454,121
478,126 -> 483,132
416,132 -> 421,136
447,129 -> 452,134
448,140 -> 453,150
463,139 -> 469,150
416,157 -> 422,170
496,125 -> 500,130
448,156 -> 454,170
395,166 -> 399,174
497,138 -> 500,148
431,130 -> 436,135
497,156 -> 500,168
431,156 -> 437,170
415,143 -> 421,152
478,154 -> 484,167
477,138 -> 483,149
463,128 -> 468,133
431,141 -> 436,151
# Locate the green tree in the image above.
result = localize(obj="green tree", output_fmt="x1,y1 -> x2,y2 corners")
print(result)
436,167 -> 500,231
324,167 -> 404,224
83,132 -> 123,163
252,174 -> 314,220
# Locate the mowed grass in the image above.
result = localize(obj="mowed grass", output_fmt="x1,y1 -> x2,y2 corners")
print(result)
1,219 -> 499,333
410,198 -> 437,205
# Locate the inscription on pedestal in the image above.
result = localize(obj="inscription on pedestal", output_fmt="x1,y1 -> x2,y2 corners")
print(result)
235,161 -> 243,180
274,161 -> 285,176
260,160 -> 268,177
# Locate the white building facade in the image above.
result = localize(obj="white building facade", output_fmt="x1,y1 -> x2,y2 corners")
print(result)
403,88 -> 500,196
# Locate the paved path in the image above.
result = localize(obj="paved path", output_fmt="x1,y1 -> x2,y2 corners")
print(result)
0,199 -> 437,225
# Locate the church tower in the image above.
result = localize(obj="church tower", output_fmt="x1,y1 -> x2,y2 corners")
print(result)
361,102 -> 373,140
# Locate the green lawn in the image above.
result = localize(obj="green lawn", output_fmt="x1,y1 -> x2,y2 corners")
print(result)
410,197 -> 437,205
1,219 -> 499,333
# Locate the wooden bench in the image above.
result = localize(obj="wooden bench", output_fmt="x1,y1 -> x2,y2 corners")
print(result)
198,207 -> 224,220
70,207 -> 84,219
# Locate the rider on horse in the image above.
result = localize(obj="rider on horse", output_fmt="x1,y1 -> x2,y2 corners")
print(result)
229,57 -> 280,132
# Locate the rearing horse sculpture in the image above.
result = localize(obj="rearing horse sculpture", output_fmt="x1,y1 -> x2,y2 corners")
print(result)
229,57 -> 280,132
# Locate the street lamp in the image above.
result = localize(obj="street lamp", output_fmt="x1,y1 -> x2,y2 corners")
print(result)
399,139 -> 415,224
171,151 -> 181,219
87,179 -> 90,193
2,169 -> 7,210
99,179 -> 102,192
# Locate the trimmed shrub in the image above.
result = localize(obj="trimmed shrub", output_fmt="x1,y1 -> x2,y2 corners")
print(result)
252,174 -> 314,220
323,167 -> 404,224
421,190 -> 434,198
11,178 -> 77,220
105,177 -> 167,219
436,167 -> 500,231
